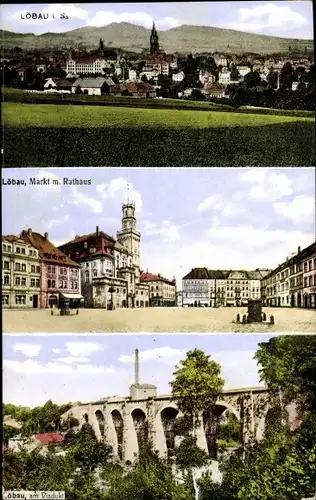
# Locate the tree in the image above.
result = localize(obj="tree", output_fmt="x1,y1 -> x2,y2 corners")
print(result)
69,423 -> 112,472
171,349 -> 224,433
243,71 -> 262,89
174,435 -> 209,471
255,335 -> 316,413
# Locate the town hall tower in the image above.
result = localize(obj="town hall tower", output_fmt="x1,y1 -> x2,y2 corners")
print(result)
116,201 -> 141,281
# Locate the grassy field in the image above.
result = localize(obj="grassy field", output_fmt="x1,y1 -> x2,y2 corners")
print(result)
3,101 -> 315,167
3,307 -> 316,333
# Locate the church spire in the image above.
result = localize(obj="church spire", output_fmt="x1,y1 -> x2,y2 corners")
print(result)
150,20 -> 159,55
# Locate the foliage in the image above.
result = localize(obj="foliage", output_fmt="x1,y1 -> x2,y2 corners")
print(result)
217,411 -> 242,444
3,424 -> 21,443
255,335 -> 316,413
106,449 -> 191,500
174,435 -> 209,471
171,348 -> 224,430
68,423 -> 113,472
202,335 -> 316,500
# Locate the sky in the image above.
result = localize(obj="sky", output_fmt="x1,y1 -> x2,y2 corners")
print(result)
3,333 -> 276,407
1,2 -> 314,39
2,167 -> 315,288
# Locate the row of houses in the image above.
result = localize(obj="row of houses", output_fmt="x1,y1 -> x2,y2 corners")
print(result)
2,202 -> 177,309
182,269 -> 270,307
180,242 -> 316,309
260,242 -> 316,309
44,76 -> 157,97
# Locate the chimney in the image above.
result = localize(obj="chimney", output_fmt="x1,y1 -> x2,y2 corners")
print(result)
135,349 -> 139,385
44,232 -> 48,240
27,228 -> 32,236
158,273 -> 161,277
96,226 -> 99,236
298,246 -> 301,253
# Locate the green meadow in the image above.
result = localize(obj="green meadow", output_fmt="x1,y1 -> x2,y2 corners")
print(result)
3,101 -> 315,167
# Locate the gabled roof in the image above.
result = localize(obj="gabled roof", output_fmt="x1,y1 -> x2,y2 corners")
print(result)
60,230 -> 115,246
73,77 -> 115,88
20,230 -> 79,267
140,272 -> 175,285
33,433 -> 64,445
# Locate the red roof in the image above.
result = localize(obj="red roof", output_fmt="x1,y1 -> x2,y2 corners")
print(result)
66,231 -> 115,245
125,82 -> 156,93
140,272 -> 175,286
33,433 -> 64,445
20,231 -> 79,267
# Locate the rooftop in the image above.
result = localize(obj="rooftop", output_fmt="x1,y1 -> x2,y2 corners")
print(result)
20,230 -> 79,267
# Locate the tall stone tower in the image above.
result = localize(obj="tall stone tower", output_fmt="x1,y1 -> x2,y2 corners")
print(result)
150,22 -> 159,55
117,200 -> 141,281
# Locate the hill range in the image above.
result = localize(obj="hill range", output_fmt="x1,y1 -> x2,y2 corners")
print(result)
0,22 -> 313,55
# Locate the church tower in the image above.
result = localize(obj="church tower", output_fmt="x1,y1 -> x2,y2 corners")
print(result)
150,21 -> 159,55
116,198 -> 141,281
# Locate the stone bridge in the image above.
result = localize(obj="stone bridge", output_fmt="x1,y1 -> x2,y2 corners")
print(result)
62,383 -> 289,463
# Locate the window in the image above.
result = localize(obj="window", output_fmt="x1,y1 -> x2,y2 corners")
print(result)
21,247 -> 25,254
15,295 -> 26,305
3,261 -> 9,270
85,271 -> 89,283
15,263 -> 21,271
31,265 -> 36,273
16,247 -> 21,254
21,277 -> 26,286
48,279 -> 51,288
59,280 -> 63,289
21,264 -> 26,272
3,275 -> 10,285
52,280 -> 56,288
2,295 -> 9,305
15,277 -> 21,286
74,282 -> 78,289
36,279 -> 40,287
31,278 -> 36,287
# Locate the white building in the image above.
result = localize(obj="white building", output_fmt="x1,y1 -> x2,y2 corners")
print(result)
236,66 -> 251,78
182,268 -> 269,307
214,55 -> 227,67
172,71 -> 185,82
2,236 -> 41,309
59,202 -> 150,309
218,69 -> 231,85
199,70 -> 215,86
66,57 -> 115,76
128,69 -> 138,81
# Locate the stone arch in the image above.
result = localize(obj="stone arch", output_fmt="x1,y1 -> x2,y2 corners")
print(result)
111,409 -> 123,460
161,406 -> 179,455
83,413 -> 89,423
297,292 -> 302,308
131,408 -> 148,453
203,403 -> 240,459
95,409 -> 105,437
255,404 -> 273,441
291,294 -> 295,307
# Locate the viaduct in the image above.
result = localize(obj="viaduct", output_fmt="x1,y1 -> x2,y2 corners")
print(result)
62,350 -> 296,463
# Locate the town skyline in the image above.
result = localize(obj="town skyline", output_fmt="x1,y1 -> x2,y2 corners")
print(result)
2,167 -> 315,289
2,2 -> 313,39
3,333 -> 272,407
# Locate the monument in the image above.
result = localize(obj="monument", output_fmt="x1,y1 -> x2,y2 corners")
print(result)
235,300 -> 274,325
